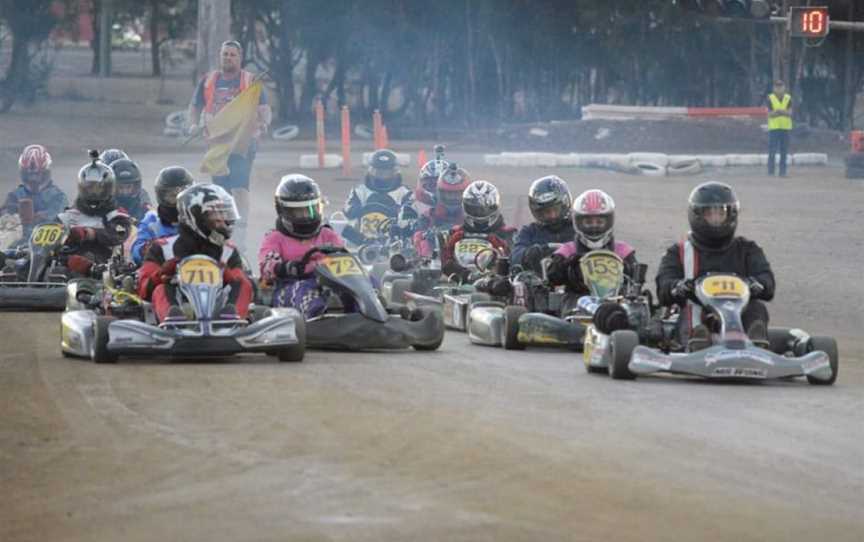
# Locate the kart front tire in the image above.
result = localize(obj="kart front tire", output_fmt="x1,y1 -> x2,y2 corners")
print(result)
92,316 -> 118,364
806,336 -> 838,385
277,316 -> 306,362
502,306 -> 527,350
412,307 -> 445,351
609,330 -> 638,380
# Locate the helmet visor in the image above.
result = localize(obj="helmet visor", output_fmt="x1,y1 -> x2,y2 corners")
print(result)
575,215 -> 611,239
116,181 -> 141,197
438,188 -> 463,208
80,180 -> 113,202
692,203 -> 738,227
157,186 -> 184,207
278,198 -> 322,225
202,197 -> 240,224
21,170 -> 49,190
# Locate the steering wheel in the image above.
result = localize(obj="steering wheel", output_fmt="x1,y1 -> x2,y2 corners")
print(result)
297,245 -> 350,273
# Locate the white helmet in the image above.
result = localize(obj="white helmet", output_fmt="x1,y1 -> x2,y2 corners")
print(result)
462,180 -> 502,232
572,189 -> 615,249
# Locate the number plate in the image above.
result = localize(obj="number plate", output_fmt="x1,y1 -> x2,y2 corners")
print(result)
359,212 -> 389,237
701,275 -> 746,298
580,250 -> 624,297
178,259 -> 221,286
31,224 -> 64,246
454,239 -> 492,267
322,255 -> 362,277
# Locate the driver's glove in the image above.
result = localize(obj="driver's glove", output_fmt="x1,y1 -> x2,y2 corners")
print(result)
67,254 -> 93,275
746,276 -> 765,297
277,260 -> 304,279
670,278 -> 695,302
523,244 -> 548,269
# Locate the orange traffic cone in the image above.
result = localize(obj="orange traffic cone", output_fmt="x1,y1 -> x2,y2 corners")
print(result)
417,149 -> 427,169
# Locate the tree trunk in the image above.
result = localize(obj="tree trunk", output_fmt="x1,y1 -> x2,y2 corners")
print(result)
196,0 -> 232,82
90,0 -> 101,75
149,0 -> 161,76
0,30 -> 31,112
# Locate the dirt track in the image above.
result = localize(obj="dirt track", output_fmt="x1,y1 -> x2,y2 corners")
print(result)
2,150 -> 863,541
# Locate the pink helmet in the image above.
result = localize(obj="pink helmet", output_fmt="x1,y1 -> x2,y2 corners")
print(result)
572,189 -> 615,249
18,144 -> 53,191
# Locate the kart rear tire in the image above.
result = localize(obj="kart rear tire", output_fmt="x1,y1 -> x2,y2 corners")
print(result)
92,316 -> 118,364
277,316 -> 306,362
609,330 -> 638,380
412,307 -> 445,351
806,336 -> 838,385
503,306 -> 527,350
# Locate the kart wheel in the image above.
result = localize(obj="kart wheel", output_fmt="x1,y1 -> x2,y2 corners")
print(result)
92,316 -> 118,364
609,330 -> 638,380
502,305 -> 527,350
277,316 -> 306,362
412,307 -> 445,351
806,336 -> 838,385
586,364 -> 608,374
389,278 -> 412,305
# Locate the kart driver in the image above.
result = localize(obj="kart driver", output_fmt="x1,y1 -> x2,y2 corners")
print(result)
109,157 -> 153,222
511,175 -> 575,273
440,180 -> 515,282
408,162 -> 471,257
655,181 -> 775,350
341,149 -> 413,246
57,151 -> 132,278
137,183 -> 253,322
2,144 -> 69,237
258,174 -> 348,319
131,166 -> 195,265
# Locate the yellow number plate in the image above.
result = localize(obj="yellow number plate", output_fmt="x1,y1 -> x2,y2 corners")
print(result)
701,275 -> 746,298
580,252 -> 623,293
359,212 -> 389,237
454,239 -> 492,256
178,259 -> 221,286
31,224 -> 63,246
322,255 -> 362,277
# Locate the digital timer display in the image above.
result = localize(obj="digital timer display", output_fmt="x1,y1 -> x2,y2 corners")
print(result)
789,7 -> 830,38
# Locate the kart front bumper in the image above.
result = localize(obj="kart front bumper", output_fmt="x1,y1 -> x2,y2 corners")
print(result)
0,282 -> 67,310
305,310 -> 444,350
629,344 -> 833,382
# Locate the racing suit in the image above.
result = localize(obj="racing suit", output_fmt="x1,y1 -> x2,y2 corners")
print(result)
511,222 -> 576,273
441,220 -> 515,282
545,239 -> 638,334
117,189 -> 154,223
131,206 -> 178,266
258,222 -> 347,319
57,200 -> 132,277
137,225 -> 253,321
342,184 -> 413,245
655,235 -> 775,340
2,182 -> 69,240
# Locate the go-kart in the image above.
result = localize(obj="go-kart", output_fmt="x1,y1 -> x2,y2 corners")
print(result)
576,250 -> 656,374
610,274 -> 838,385
0,220 -> 70,310
61,254 -> 305,363
284,246 -> 444,351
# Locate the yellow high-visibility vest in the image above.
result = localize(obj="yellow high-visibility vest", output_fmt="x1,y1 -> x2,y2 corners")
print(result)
768,93 -> 792,131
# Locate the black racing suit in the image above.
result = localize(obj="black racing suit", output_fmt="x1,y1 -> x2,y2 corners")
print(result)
655,235 -> 775,339
511,221 -> 576,273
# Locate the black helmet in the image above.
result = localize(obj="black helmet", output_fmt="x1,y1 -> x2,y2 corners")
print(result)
177,183 -> 240,246
77,150 -> 116,212
99,148 -> 129,166
154,166 -> 195,208
274,174 -> 324,238
462,180 -> 502,232
365,149 -> 402,192
528,175 -> 572,230
110,158 -> 142,200
688,181 -> 739,249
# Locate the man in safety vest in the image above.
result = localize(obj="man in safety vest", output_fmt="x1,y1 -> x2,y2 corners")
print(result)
187,40 -> 272,250
767,79 -> 792,177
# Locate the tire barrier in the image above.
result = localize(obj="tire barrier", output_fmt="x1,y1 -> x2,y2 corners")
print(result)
272,125 -> 300,141
163,110 -> 188,138
299,154 -> 343,169
482,152 -> 827,176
